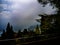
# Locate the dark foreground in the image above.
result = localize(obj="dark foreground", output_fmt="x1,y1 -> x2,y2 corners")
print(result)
24,37 -> 60,45
0,35 -> 60,45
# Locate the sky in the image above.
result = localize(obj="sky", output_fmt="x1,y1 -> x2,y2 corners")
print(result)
0,0 -> 58,32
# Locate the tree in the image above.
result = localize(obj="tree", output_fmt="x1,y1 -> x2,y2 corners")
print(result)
23,29 -> 28,35
37,0 -> 48,7
1,29 -> 6,39
6,23 -> 11,34
6,23 -> 14,39
17,30 -> 22,38
35,25 -> 41,34
37,0 -> 60,34
10,25 -> 14,38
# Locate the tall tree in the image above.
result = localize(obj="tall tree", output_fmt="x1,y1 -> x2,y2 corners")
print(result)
6,23 -> 14,39
37,0 -> 60,34
6,23 -> 11,34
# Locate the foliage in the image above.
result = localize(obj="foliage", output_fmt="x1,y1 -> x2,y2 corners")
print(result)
23,29 -> 28,35
37,0 -> 60,34
37,0 -> 60,13
35,25 -> 41,34
6,23 -> 14,39
1,29 -> 6,39
17,30 -> 22,38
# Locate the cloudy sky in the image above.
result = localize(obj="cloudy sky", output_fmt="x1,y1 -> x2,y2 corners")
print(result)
0,0 -> 58,32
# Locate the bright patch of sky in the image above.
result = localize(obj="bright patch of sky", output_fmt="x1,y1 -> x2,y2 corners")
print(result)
0,0 -> 58,32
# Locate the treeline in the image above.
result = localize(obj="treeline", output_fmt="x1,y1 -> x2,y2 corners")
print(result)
1,23 -> 40,39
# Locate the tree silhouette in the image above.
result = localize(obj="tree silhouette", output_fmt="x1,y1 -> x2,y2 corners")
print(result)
35,25 -> 41,35
51,20 -> 60,33
10,25 -> 14,38
6,23 -> 14,39
23,29 -> 28,35
1,29 -> 6,39
37,0 -> 60,34
17,30 -> 22,38
6,23 -> 10,33
37,0 -> 48,7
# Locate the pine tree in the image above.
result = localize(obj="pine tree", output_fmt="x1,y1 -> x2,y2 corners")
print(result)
10,25 -> 14,38
6,23 -> 14,39
6,23 -> 11,34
